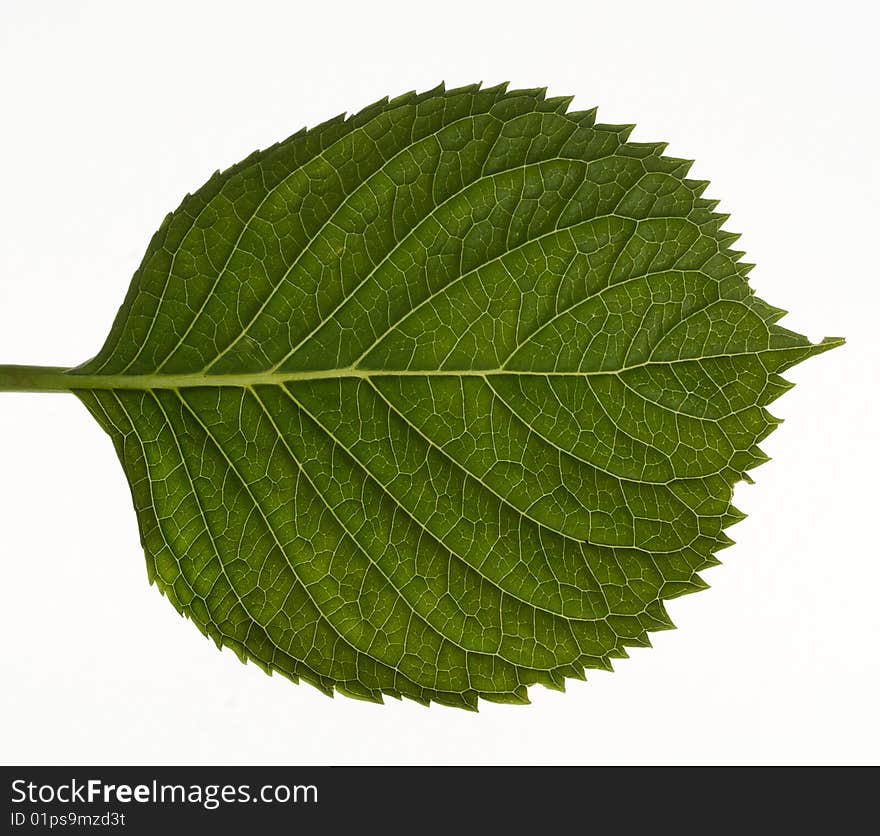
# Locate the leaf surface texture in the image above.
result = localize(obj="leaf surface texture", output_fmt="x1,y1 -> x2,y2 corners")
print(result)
70,84 -> 840,707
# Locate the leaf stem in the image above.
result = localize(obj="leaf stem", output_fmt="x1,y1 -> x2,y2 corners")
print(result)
0,365 -> 78,393
0,338 -> 845,394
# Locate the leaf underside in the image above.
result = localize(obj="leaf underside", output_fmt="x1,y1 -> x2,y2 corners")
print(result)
70,83 -> 840,709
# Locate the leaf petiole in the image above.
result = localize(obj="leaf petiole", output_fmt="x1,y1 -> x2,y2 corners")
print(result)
0,365 -> 74,393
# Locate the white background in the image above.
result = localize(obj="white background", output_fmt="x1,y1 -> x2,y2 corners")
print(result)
1,0 -> 877,765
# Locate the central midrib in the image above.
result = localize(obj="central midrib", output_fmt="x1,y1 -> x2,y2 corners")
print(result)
0,344 -> 828,393
58,366 -> 612,390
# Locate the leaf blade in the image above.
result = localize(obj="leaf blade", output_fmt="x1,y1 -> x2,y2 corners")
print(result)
63,84 -> 842,706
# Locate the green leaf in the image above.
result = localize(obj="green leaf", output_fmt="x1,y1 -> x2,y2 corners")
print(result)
0,83 -> 842,709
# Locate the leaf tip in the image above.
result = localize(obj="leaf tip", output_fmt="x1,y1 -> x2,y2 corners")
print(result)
817,335 -> 846,352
